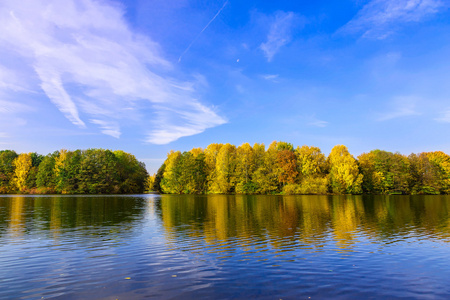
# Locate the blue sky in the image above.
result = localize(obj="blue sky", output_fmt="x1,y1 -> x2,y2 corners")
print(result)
1,0 -> 450,173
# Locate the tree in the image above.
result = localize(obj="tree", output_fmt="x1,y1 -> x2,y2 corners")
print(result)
277,149 -> 298,186
146,174 -> 155,191
252,141 -> 279,194
188,148 -> 207,194
78,149 -> 119,194
12,153 -> 33,193
426,151 -> 450,194
176,151 -> 200,194
209,143 -> 236,194
328,145 -> 363,194
358,152 -> 384,194
358,150 -> 410,194
296,145 -> 327,178
54,149 -> 82,194
295,145 -> 328,194
152,163 -> 166,193
114,150 -> 148,193
0,150 -> 18,193
234,143 -> 257,194
36,152 -> 58,190
25,152 -> 44,190
408,153 -> 440,194
204,143 -> 223,191
160,151 -> 183,194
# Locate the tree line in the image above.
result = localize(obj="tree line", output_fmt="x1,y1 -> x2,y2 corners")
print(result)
151,142 -> 450,195
0,149 -> 148,194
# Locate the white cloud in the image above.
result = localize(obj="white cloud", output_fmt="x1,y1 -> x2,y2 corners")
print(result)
435,108 -> 450,123
376,96 -> 421,121
90,119 -> 121,139
308,119 -> 328,128
304,115 -> 328,127
261,74 -> 279,81
0,99 -> 33,114
260,11 -> 297,62
147,101 -> 226,144
0,0 -> 226,144
340,0 -> 446,39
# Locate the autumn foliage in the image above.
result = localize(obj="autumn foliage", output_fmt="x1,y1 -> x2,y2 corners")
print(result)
0,149 -> 148,194
155,142 -> 450,195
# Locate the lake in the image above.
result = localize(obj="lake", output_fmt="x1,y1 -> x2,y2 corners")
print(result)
1,194 -> 450,299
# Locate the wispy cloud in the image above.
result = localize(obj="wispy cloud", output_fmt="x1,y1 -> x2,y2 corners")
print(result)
308,119 -> 328,128
90,119 -> 121,139
340,0 -> 446,39
0,99 -> 33,114
260,11 -> 297,62
304,115 -> 328,128
435,108 -> 450,123
261,74 -> 279,82
376,96 -> 421,121
0,0 -> 226,144
178,1 -> 228,62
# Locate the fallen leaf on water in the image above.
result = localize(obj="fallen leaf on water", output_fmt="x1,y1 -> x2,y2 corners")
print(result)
172,275 -> 177,277
125,277 -> 131,280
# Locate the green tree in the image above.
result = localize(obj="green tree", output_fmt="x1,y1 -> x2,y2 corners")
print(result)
160,151 -> 183,194
358,150 -> 410,194
188,149 -> 207,194
408,153 -> 440,194
25,152 -> 44,190
0,150 -> 18,193
152,163 -> 166,193
78,149 -> 119,194
114,150 -> 148,193
54,149 -> 82,194
36,152 -> 59,192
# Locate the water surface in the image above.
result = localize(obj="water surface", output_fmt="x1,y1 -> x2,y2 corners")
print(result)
1,194 -> 449,299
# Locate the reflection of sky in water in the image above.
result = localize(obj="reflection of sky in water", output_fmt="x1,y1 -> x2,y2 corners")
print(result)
0,194 -> 450,299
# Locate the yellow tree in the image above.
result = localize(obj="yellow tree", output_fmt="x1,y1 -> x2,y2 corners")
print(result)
160,150 -> 182,194
234,143 -> 256,193
426,151 -> 450,193
296,145 -> 327,177
209,143 -> 236,194
252,141 -> 280,194
295,145 -> 328,194
204,143 -> 223,190
328,145 -> 363,194
146,174 -> 156,191
12,153 -> 32,193
253,143 -> 266,169
358,152 -> 384,194
190,147 -> 204,158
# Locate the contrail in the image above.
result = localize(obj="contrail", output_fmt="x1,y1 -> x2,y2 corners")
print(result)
178,1 -> 228,62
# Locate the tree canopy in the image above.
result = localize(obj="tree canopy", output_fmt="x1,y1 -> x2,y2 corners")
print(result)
156,142 -> 450,195
0,148 -> 148,194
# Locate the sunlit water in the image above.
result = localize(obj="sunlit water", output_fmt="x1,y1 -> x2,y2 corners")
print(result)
1,194 -> 450,299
